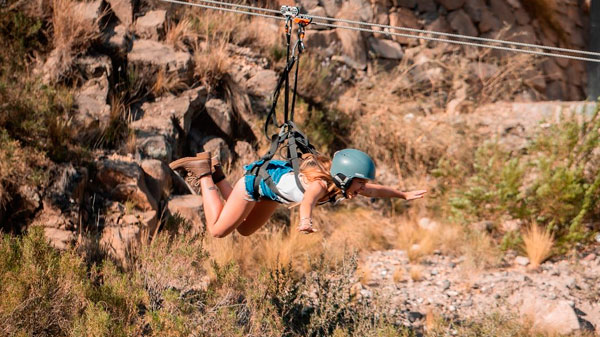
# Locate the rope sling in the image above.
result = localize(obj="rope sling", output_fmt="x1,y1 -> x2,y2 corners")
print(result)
249,7 -> 335,204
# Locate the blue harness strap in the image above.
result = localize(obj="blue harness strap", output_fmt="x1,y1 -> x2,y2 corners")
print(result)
244,160 -> 294,202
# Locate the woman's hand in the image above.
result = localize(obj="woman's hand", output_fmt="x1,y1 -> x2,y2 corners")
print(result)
403,189 -> 427,201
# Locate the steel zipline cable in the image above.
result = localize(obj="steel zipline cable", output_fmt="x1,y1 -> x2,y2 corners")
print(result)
159,0 -> 600,63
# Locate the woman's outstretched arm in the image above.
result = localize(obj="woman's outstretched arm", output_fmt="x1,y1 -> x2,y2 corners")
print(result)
359,183 -> 426,200
298,181 -> 328,233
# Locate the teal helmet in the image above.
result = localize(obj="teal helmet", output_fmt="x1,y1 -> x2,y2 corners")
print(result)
330,149 -> 375,191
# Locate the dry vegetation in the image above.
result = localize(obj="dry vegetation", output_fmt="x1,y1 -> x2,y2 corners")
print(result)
523,223 -> 554,269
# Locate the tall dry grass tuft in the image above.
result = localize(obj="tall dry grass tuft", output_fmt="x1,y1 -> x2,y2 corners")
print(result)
49,0 -> 103,81
395,213 -> 463,262
193,41 -> 231,89
319,208 -> 392,260
522,223 -> 554,269
151,68 -> 188,97
165,17 -> 197,51
255,226 -> 322,272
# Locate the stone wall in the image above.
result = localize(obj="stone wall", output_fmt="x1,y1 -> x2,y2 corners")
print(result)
291,0 -> 590,100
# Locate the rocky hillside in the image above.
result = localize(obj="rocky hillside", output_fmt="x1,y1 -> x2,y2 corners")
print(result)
1,0 -> 600,335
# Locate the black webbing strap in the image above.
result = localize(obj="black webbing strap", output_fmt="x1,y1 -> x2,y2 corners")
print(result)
290,49 -> 301,122
264,57 -> 297,138
284,21 -> 291,124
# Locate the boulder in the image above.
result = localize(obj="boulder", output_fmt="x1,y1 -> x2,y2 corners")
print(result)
44,227 -> 76,250
100,210 -> 158,263
448,9 -> 478,37
74,55 -> 112,80
32,164 -> 88,230
202,137 -> 232,167
489,0 -> 514,26
335,27 -> 367,70
517,295 -> 581,335
389,8 -> 421,44
299,0 -> 319,11
478,10 -> 501,34
135,134 -> 173,162
368,37 -> 404,59
234,141 -> 258,166
394,0 -> 416,8
102,23 -> 131,55
128,39 -> 193,79
416,0 -> 436,13
426,16 -> 452,33
167,195 -> 204,233
73,75 -> 111,141
436,0 -> 465,11
546,81 -> 566,101
135,9 -> 166,39
515,7 -> 531,25
305,29 -> 340,50
507,25 -> 538,45
106,0 -> 134,26
131,87 -> 207,161
319,0 -> 342,17
95,159 -> 158,212
245,69 -> 278,98
463,0 -> 486,22
205,98 -> 233,137
141,159 -> 172,204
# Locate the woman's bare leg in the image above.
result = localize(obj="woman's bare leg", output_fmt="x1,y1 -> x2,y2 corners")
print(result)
216,179 -> 233,200
202,178 -> 256,237
236,200 -> 279,236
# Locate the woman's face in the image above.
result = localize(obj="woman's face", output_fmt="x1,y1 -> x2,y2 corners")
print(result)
346,178 -> 368,199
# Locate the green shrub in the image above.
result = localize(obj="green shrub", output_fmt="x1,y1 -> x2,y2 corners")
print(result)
442,108 -> 600,247
0,227 -> 90,336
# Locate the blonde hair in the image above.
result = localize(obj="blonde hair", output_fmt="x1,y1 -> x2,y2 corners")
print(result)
299,153 -> 342,202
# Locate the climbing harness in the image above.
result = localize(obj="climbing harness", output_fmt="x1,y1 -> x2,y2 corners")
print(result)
247,7 -> 337,204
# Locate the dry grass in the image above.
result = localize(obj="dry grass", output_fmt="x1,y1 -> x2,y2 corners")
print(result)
409,264 -> 423,282
522,223 -> 554,269
357,265 -> 373,285
392,267 -> 404,283
395,215 -> 463,262
165,17 -> 196,51
460,231 -> 502,272
48,0 -> 103,82
318,208 -> 392,260
192,41 -> 231,89
151,68 -> 188,97
254,226 -> 323,271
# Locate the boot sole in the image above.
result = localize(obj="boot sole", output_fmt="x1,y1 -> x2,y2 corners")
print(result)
169,152 -> 211,170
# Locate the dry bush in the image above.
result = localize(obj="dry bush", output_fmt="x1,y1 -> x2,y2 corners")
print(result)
522,223 -> 554,269
133,229 -> 208,311
0,131 -> 49,208
0,227 -> 90,336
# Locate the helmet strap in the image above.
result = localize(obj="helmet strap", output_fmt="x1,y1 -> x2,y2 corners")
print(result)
333,173 -> 352,197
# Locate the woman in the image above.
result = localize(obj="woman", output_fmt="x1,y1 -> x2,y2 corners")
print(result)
169,149 -> 426,238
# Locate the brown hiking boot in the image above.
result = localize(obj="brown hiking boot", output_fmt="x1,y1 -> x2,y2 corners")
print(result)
169,152 -> 212,178
205,153 -> 226,183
